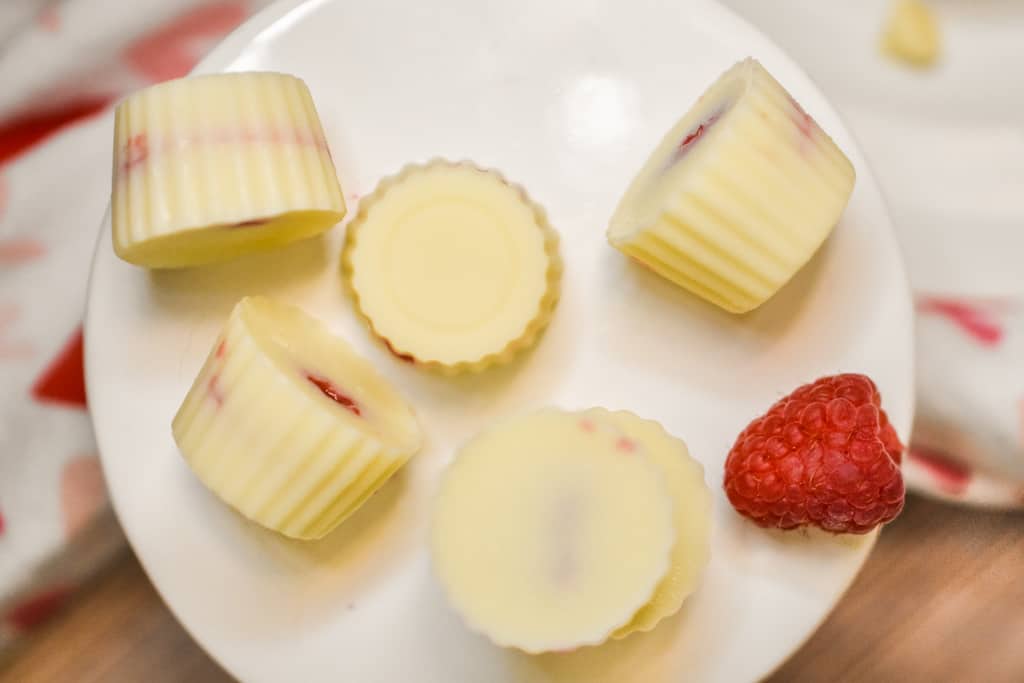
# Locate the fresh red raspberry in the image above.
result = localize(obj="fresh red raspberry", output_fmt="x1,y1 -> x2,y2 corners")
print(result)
723,374 -> 905,534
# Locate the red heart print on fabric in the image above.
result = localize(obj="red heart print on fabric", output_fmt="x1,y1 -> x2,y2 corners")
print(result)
0,238 -> 46,265
0,304 -> 33,360
37,5 -> 60,32
121,2 -> 248,83
61,454 -> 107,538
31,326 -> 86,408
5,585 -> 73,631
907,445 -> 971,496
917,297 -> 1005,347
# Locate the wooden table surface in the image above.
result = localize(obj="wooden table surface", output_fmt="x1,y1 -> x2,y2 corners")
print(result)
2,495 -> 1022,682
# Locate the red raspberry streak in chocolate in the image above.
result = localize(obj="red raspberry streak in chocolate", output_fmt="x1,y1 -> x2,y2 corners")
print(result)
672,111 -> 722,164
207,340 -> 227,406
616,437 -> 636,453
206,373 -> 224,406
382,338 -> 416,364
306,373 -> 361,416
787,95 -> 817,154
724,373 -> 905,534
120,133 -> 148,173
230,218 -> 270,229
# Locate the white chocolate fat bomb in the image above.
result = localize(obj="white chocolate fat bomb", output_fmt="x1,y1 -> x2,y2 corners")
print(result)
111,72 -> 345,268
881,0 -> 941,67
583,409 -> 712,638
607,58 -> 856,313
172,297 -> 421,540
430,410 -> 675,653
342,160 -> 561,373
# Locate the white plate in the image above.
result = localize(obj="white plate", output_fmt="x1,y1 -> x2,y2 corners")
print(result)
720,0 -> 1024,508
84,0 -> 915,681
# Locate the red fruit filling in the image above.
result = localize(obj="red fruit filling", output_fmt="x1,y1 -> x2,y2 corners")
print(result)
230,218 -> 270,229
306,373 -> 361,416
671,110 -> 722,164
120,133 -> 149,173
383,338 -> 416,364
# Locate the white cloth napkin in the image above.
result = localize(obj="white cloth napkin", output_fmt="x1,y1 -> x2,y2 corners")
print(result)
0,0 -> 272,649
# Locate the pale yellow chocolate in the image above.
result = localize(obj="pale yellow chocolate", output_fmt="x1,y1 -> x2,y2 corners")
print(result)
111,72 -> 345,268
882,0 -> 941,67
430,410 -> 675,653
342,161 -> 560,373
608,58 -> 855,313
583,410 -> 712,638
172,297 -> 421,540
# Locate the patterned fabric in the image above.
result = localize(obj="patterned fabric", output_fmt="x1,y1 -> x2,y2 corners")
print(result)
0,0 -> 1021,650
0,0 -> 271,650
909,297 -> 1024,506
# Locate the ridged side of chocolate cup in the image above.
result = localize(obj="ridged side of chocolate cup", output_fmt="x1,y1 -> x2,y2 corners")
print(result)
608,58 -> 855,313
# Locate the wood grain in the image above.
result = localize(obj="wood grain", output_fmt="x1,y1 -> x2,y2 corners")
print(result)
2,495 -> 1022,682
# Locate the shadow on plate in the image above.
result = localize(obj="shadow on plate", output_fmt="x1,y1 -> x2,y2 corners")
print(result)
599,233 -> 833,401
146,233 -> 331,319
411,564 -> 686,683
252,466 -> 410,567
167,452 -> 417,634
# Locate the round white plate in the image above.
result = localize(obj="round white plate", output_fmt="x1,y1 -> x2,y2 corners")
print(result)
84,0 -> 915,681
721,0 -> 1024,509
